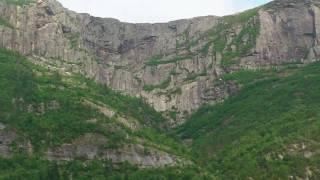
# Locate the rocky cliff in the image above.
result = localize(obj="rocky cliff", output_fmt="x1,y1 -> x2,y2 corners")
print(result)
1,0 -> 320,124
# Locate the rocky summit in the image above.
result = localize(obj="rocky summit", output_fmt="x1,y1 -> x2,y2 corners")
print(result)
0,0 -> 320,179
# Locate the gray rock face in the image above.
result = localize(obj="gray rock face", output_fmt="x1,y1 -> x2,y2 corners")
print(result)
0,124 -> 32,158
0,126 -> 16,157
240,0 -> 320,67
0,129 -> 182,167
46,133 -> 183,168
1,0 -> 320,123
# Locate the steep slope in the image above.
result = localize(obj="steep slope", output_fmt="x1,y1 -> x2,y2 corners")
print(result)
2,0 -> 320,124
0,0 -> 221,123
2,49 -> 320,179
177,61 -> 320,179
1,0 -> 320,179
0,48 -> 196,172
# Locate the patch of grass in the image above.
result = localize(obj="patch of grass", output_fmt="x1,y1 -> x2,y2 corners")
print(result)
144,54 -> 164,66
222,69 -> 276,85
199,41 -> 212,56
143,77 -> 171,92
0,17 -> 13,29
194,7 -> 260,67
170,87 -> 182,95
168,111 -> 178,121
134,128 -> 191,158
145,55 -> 193,66
66,32 -> 80,49
223,8 -> 260,24
223,17 -> 260,66
1,0 -> 34,6
184,71 -> 208,82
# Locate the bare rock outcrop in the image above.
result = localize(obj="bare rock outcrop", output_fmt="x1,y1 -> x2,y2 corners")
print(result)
46,133 -> 184,168
0,124 -> 16,157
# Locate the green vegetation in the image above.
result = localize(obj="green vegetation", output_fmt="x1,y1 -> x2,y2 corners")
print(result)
143,77 -> 171,91
3,49 -> 320,179
0,155 -> 209,180
145,55 -> 193,66
222,8 -> 260,66
0,47 -> 173,151
145,7 -> 260,69
222,69 -> 276,85
2,0 -> 319,179
185,71 -> 208,82
133,128 -> 191,157
168,110 -> 178,121
176,28 -> 193,52
0,3 -> 318,176
0,49 -> 108,149
170,87 -> 182,95
222,18 -> 260,66
1,0 -> 34,6
196,8 -> 260,66
177,62 -> 320,179
0,48 -> 204,178
0,17 -> 13,28
223,8 -> 260,24
66,32 -> 80,49
0,38 -> 319,179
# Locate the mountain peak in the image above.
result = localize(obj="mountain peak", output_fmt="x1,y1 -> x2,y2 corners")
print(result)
265,0 -> 318,9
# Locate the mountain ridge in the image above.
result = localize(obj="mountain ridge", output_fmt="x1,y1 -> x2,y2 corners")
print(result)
1,0 -> 320,124
1,0 -> 320,179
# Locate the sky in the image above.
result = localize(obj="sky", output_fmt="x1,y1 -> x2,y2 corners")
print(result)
57,0 -> 272,23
